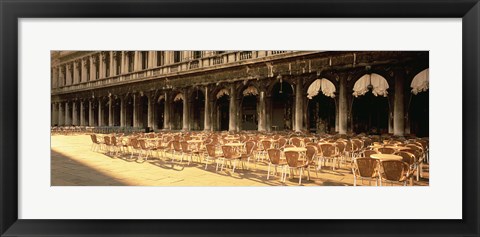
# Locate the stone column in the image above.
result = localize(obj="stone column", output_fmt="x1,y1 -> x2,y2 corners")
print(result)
66,64 -> 72,85
121,51 -> 126,74
163,93 -> 169,130
182,89 -> 190,131
90,56 -> 96,80
229,85 -> 237,131
58,67 -> 63,87
81,59 -> 87,83
120,97 -> 126,127
148,95 -> 155,130
258,90 -> 266,131
134,51 -> 140,71
98,100 -> 104,126
133,94 -> 139,127
338,75 -> 348,135
51,103 -> 57,126
294,78 -> 304,132
88,101 -> 94,126
335,99 -> 339,132
58,103 -> 64,126
108,97 -> 113,126
65,102 -> 71,125
393,69 -> 405,136
72,102 -> 78,125
150,51 -> 157,68
204,87 -> 211,131
80,102 -> 85,126
109,51 -> 115,77
265,96 -> 272,131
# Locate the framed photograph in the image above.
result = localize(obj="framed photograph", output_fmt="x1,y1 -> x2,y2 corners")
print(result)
1,0 -> 479,236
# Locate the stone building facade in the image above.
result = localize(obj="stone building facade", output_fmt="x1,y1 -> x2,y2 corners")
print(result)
51,51 -> 429,136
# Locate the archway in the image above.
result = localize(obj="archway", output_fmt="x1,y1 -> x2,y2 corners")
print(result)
191,89 -> 205,131
271,81 -> 293,130
172,93 -> 184,130
155,96 -> 165,129
351,73 -> 390,134
409,68 -> 429,137
82,101 -> 89,126
92,100 -> 99,126
101,99 -> 109,126
113,98 -> 121,126
241,86 -> 259,130
139,95 -> 148,128
215,88 -> 230,131
125,95 -> 134,127
306,79 -> 336,134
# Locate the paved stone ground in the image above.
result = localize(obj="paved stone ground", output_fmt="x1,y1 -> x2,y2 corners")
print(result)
51,135 -> 430,186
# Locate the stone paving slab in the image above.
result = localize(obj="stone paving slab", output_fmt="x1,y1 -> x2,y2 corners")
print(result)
51,135 -> 430,187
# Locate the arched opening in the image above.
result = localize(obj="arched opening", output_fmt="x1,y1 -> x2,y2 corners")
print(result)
409,68 -> 429,137
66,102 -> 73,125
191,89 -> 205,131
271,81 -> 293,130
172,93 -> 184,130
83,101 -> 89,126
241,86 -> 259,131
113,98 -> 121,126
92,101 -> 99,126
351,74 -> 390,134
216,90 -> 230,131
102,99 -> 109,126
155,97 -> 165,129
306,79 -> 336,134
140,95 -> 148,129
73,101 -> 81,125
125,96 -> 134,127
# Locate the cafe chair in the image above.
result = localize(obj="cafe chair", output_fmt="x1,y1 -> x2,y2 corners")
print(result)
379,160 -> 412,186
283,151 -> 310,185
352,157 -> 379,186
266,149 -> 287,180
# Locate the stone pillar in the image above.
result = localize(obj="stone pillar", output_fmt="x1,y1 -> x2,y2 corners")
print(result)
88,101 -> 94,126
98,100 -> 104,126
338,75 -> 348,135
58,103 -> 64,126
148,95 -> 155,130
182,89 -> 189,131
109,51 -> 115,77
120,97 -> 126,127
65,64 -> 72,85
108,97 -> 113,126
51,103 -> 57,126
204,87 -> 211,131
393,69 -> 405,136
80,102 -> 85,126
65,102 -> 71,125
335,98 -> 339,132
134,51 -> 140,71
121,51 -> 126,74
229,85 -> 237,131
133,94 -> 139,127
90,56 -> 96,81
58,67 -> 63,87
294,78 -> 304,132
265,96 -> 272,131
164,92 -> 171,130
258,90 -> 266,131
150,51 -> 157,68
81,59 -> 87,83
72,102 -> 78,125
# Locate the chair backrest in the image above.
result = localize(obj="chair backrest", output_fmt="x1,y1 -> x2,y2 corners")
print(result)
245,141 -> 256,155
319,143 -> 337,158
305,145 -> 317,164
138,139 -> 148,149
381,160 -> 409,182
378,147 -> 395,154
90,134 -> 97,143
355,157 -> 379,178
180,141 -> 190,152
111,136 -> 117,146
261,140 -> 272,151
221,146 -> 237,159
206,144 -> 217,157
290,137 -> 302,147
402,149 -> 421,162
396,151 -> 415,165
345,140 -> 355,152
267,149 -> 282,165
364,150 -> 379,158
104,136 -> 111,145
172,141 -> 182,152
351,139 -> 363,151
277,138 -> 287,148
335,141 -> 346,153
284,151 -> 301,167
131,138 -> 140,149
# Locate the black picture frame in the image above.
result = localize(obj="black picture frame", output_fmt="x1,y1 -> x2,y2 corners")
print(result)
1,0 -> 479,236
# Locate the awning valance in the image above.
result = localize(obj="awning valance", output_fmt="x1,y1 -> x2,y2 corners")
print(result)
216,88 -> 230,99
353,73 -> 389,97
174,93 -> 184,102
411,68 -> 429,95
307,78 -> 336,99
243,86 -> 259,96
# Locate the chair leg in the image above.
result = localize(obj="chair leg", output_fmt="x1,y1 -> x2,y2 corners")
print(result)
299,169 -> 303,185
267,163 -> 271,180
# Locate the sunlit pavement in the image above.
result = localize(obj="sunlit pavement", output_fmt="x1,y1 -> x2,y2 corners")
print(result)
51,135 -> 429,186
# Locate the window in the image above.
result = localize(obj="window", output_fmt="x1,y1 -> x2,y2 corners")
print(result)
128,52 -> 134,72
156,51 -> 165,66
141,51 -> 148,70
116,53 -> 121,74
216,51 -> 225,55
104,52 -> 110,77
94,57 -> 99,79
173,51 -> 181,63
193,51 -> 202,59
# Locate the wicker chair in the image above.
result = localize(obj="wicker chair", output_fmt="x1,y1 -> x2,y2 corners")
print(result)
363,149 -> 379,158
266,149 -> 287,180
221,145 -> 243,173
379,160 -> 412,186
241,141 -> 256,168
90,134 -> 101,152
204,144 -> 224,171
319,143 -> 339,170
352,157 -> 379,186
378,147 -> 395,154
171,141 -> 183,163
283,151 -> 310,185
305,145 -> 319,177
290,137 -> 302,147
181,141 -> 200,165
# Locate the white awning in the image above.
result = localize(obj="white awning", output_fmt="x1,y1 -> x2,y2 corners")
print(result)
353,73 -> 389,97
242,86 -> 259,96
411,68 -> 429,95
307,78 -> 336,99
216,88 -> 230,99
157,95 -> 165,102
174,93 -> 184,102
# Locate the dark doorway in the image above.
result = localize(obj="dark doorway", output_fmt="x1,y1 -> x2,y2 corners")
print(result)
307,94 -> 336,134
191,90 -> 205,131
217,95 -> 229,131
352,92 -> 389,134
241,95 -> 257,130
271,81 -> 293,130
409,91 -> 429,137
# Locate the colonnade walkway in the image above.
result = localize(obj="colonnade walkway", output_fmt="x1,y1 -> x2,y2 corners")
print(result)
51,135 -> 429,186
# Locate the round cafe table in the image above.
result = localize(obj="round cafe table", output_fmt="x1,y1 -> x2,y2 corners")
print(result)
283,147 -> 307,152
370,154 -> 402,161
384,146 -> 409,151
